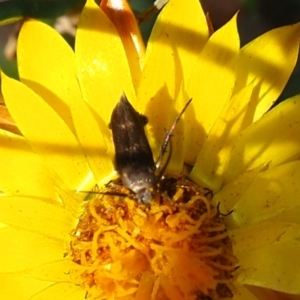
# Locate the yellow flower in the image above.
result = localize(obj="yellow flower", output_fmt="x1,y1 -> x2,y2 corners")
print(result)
1,0 -> 300,299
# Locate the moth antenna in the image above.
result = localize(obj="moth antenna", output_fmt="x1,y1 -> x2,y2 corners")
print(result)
157,137 -> 173,180
156,98 -> 192,170
78,190 -> 127,195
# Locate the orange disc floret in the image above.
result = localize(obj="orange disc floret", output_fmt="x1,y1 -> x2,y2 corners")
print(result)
70,177 -> 237,299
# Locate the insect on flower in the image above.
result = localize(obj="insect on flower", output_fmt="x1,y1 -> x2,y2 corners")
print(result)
109,93 -> 192,203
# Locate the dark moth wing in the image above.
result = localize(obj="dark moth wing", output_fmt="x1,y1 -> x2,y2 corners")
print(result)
109,94 -> 156,202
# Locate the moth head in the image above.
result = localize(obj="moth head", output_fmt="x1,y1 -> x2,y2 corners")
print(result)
121,170 -> 156,203
135,188 -> 153,204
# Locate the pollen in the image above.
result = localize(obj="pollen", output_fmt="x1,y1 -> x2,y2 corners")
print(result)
69,177 -> 237,299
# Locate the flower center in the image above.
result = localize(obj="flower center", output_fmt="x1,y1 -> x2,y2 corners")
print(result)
69,177 -> 237,299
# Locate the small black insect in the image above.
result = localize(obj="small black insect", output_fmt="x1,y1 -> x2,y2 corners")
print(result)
109,94 -> 156,203
109,93 -> 191,203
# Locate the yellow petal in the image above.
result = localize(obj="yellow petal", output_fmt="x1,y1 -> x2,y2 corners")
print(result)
233,284 -> 259,300
234,23 -> 300,121
70,96 -> 114,182
237,240 -> 300,294
191,82 -> 254,190
247,286 -> 300,300
185,14 -> 239,162
137,36 -> 176,158
1,73 -> 96,191
0,222 -> 8,229
0,273 -> 53,300
28,283 -> 84,300
0,227 -> 65,272
154,0 -> 209,85
222,96 -> 300,184
75,0 -> 135,125
27,260 -> 73,282
226,160 -> 300,228
162,89 -> 192,174
0,129 -> 56,199
213,163 -> 269,213
0,196 -> 75,240
18,19 -> 82,132
230,221 -> 300,254
55,187 -> 83,217
138,0 -> 208,158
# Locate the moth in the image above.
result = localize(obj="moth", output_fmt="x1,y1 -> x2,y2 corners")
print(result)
109,93 -> 191,203
109,94 -> 156,202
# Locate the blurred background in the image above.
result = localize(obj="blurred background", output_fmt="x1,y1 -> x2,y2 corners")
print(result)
0,0 -> 300,103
